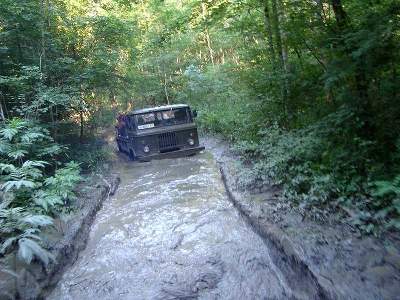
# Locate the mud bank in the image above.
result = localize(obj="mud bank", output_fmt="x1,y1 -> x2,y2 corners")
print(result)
204,135 -> 400,300
0,175 -> 120,300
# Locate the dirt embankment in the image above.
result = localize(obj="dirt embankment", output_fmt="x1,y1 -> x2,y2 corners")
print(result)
204,135 -> 400,300
0,174 -> 120,300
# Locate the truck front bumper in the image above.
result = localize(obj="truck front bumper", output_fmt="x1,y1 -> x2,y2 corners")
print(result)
136,146 -> 205,162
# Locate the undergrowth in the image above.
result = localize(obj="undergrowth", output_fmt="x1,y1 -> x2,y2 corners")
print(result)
197,103 -> 400,235
0,118 -> 82,288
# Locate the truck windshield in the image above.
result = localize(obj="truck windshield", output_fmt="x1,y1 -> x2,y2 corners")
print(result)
136,108 -> 189,129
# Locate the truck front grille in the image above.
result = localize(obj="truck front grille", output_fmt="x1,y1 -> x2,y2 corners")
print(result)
158,132 -> 178,152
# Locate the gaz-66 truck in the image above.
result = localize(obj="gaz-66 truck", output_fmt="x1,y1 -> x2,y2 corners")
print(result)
116,104 -> 205,161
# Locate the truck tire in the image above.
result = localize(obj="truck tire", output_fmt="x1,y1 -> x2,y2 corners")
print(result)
129,149 -> 135,161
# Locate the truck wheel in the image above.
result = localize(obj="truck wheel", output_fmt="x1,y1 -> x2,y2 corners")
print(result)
128,149 -> 135,161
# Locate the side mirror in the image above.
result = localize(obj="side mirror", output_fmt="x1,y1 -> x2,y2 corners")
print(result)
193,110 -> 198,118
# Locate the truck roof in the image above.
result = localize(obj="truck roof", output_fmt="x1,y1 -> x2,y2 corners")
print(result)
128,104 -> 189,115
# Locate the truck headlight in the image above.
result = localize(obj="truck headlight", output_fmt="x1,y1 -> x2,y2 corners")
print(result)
143,145 -> 150,153
187,138 -> 194,146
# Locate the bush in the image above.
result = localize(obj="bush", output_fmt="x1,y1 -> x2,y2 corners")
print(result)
233,108 -> 400,233
0,118 -> 81,270
179,65 -> 262,141
67,141 -> 111,171
372,175 -> 400,231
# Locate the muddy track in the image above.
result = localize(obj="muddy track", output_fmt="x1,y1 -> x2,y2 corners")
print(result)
47,137 -> 344,300
49,150 -> 324,299
219,166 -> 332,300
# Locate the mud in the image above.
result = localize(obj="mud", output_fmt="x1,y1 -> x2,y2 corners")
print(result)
47,134 -> 400,300
48,146 -> 327,299
204,135 -> 400,300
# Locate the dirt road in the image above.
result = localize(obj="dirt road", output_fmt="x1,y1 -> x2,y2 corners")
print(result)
49,148 -> 319,299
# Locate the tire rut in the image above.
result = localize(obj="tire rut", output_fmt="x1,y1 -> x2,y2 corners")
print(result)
219,165 -> 333,300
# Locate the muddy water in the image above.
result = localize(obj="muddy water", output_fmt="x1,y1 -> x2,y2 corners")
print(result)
49,151 -> 293,299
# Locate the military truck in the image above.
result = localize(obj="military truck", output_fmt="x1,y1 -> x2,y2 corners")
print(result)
116,104 -> 204,161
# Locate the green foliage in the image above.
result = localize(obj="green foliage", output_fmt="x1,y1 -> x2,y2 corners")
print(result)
234,108 -> 400,233
0,0 -> 136,138
106,0 -> 400,234
0,201 -> 54,266
0,119 -> 81,269
67,141 -> 111,171
0,118 -> 62,163
372,175 -> 400,231
178,65 -> 262,141
34,162 -> 82,212
0,0 -> 398,245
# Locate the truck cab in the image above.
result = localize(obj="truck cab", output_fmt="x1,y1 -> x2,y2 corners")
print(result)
116,104 -> 204,161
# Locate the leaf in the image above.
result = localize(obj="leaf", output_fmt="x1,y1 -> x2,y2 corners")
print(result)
17,238 -> 34,264
0,141 -> 11,154
34,192 -> 63,211
21,160 -> 48,169
38,144 -> 62,157
2,180 -> 36,192
0,237 -> 17,254
22,228 -> 40,236
0,163 -> 16,173
17,238 -> 54,266
0,127 -> 18,141
7,149 -> 28,160
21,132 -> 46,143
21,215 -> 53,227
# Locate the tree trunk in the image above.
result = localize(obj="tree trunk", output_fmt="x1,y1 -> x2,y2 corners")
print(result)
49,105 -> 55,140
278,1 -> 289,72
79,95 -> 85,142
331,0 -> 348,28
0,92 -> 8,121
271,0 -> 289,123
80,109 -> 84,142
0,100 -> 5,122
164,73 -> 170,105
264,0 -> 277,69
205,29 -> 214,65
54,105 -> 58,141
315,0 -> 327,24
201,3 -> 214,66
39,0 -> 46,77
271,0 -> 284,70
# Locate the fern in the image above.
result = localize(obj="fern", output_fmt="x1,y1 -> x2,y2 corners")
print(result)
0,202 -> 54,265
0,140 -> 11,154
42,162 -> 82,205
0,127 -> 19,141
2,180 -> 36,192
7,149 -> 28,160
0,160 -> 46,192
20,131 -> 46,144
372,175 -> 400,229
0,118 -> 62,164
0,119 -> 81,270
374,175 -> 400,198
17,238 -> 54,265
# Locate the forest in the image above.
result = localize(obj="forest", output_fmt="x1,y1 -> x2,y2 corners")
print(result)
1,0 -> 399,277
